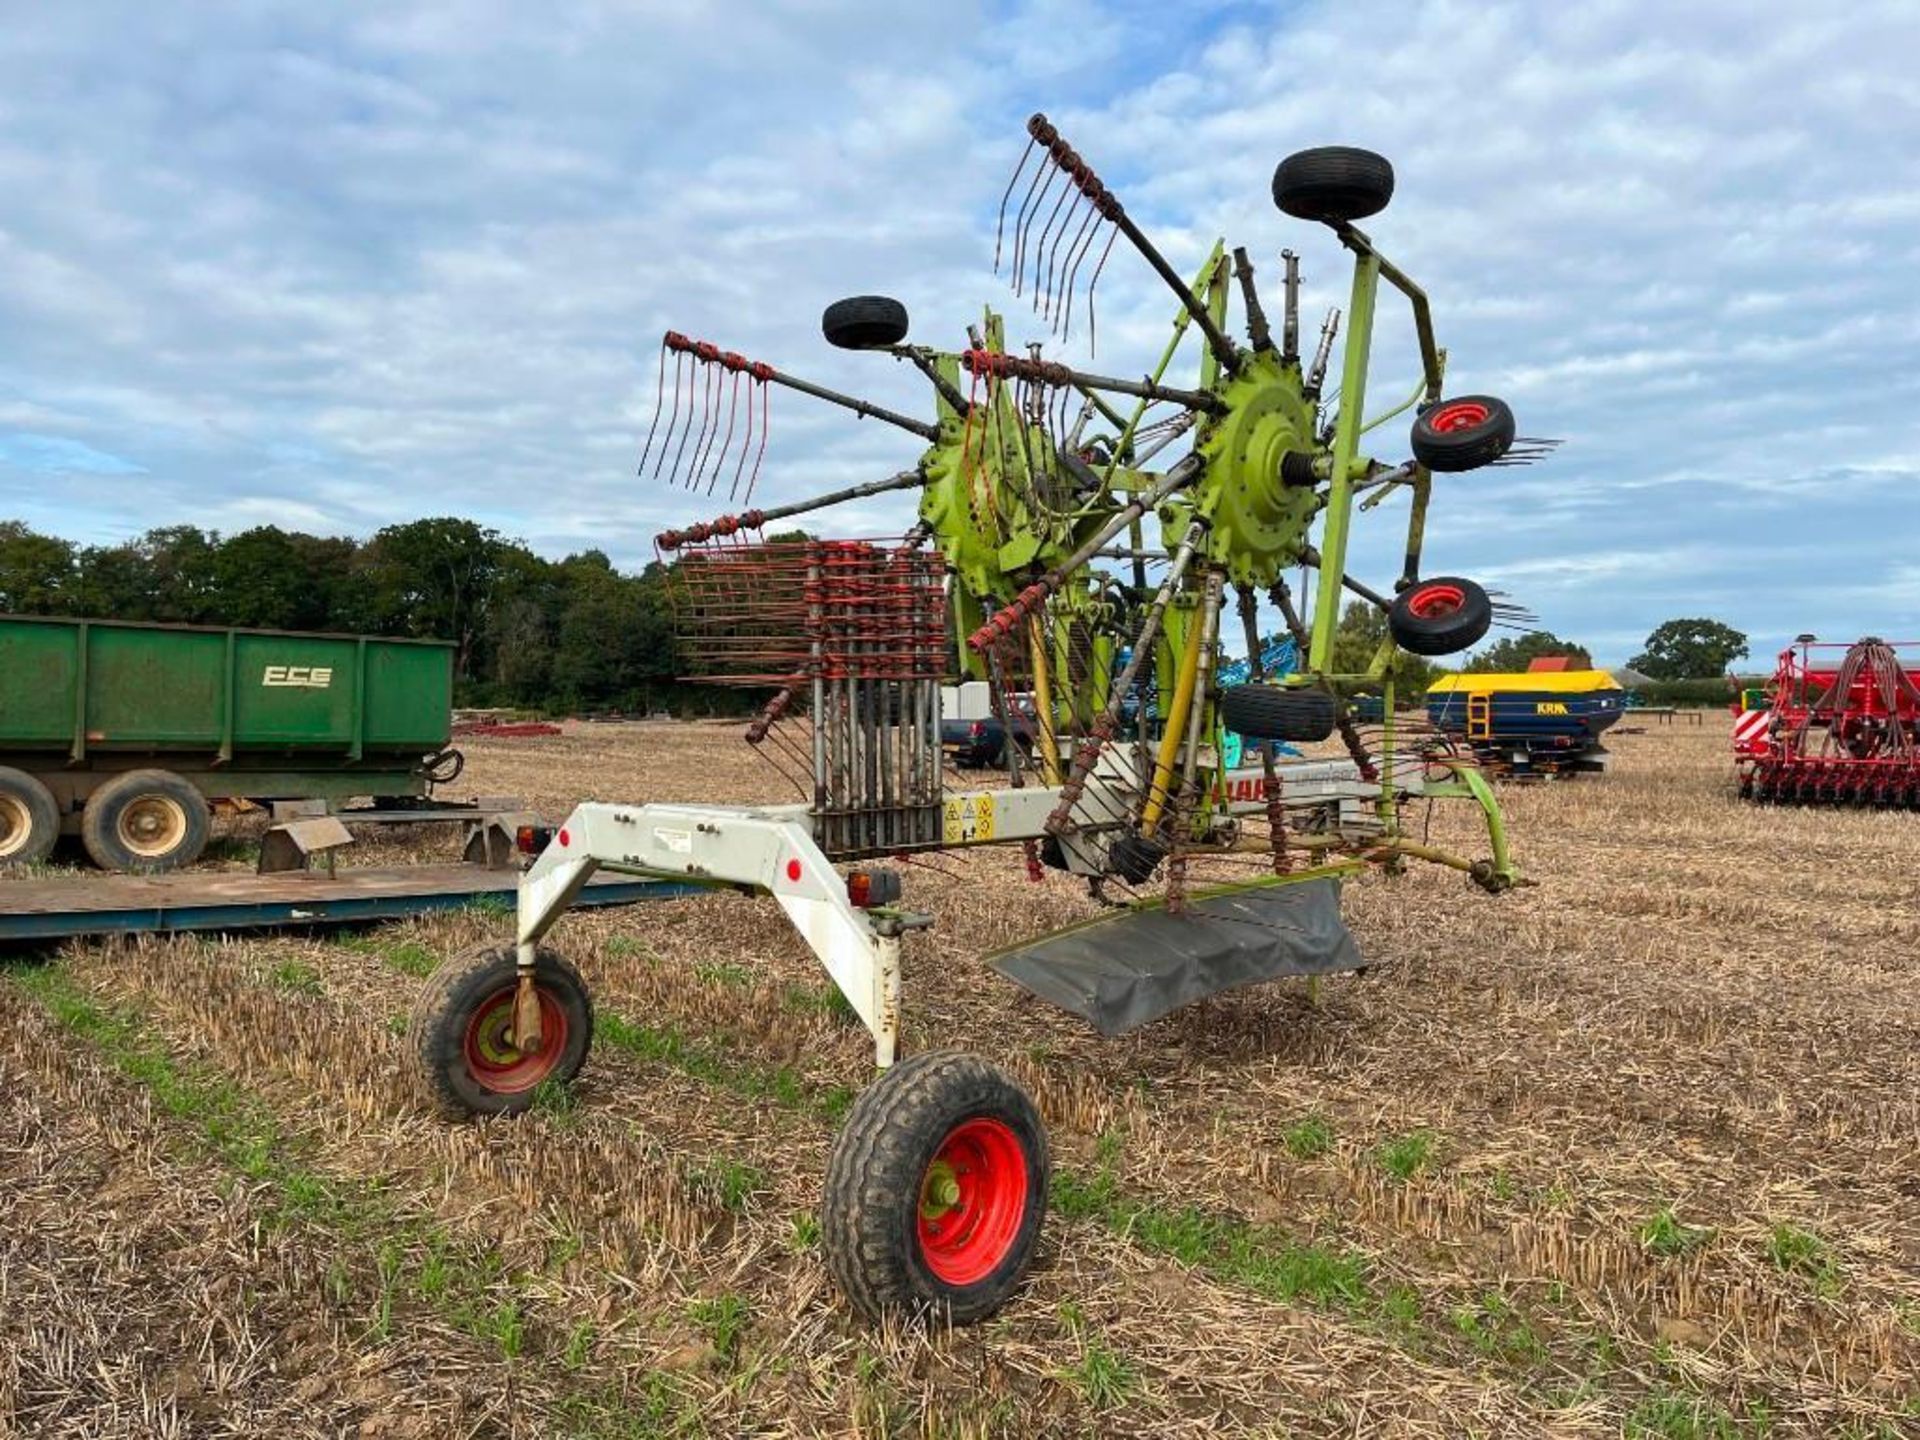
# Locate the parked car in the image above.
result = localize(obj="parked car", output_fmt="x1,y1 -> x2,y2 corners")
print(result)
941,695 -> 1038,768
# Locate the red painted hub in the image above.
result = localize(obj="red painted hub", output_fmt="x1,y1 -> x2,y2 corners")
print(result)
1428,400 -> 1490,433
1405,582 -> 1465,620
916,1116 -> 1029,1286
462,984 -> 568,1094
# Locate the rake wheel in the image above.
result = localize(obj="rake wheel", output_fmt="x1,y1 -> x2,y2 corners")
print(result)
411,942 -> 594,1118
1410,395 -> 1515,473
1219,684 -> 1339,742
822,295 -> 909,350
822,1050 -> 1048,1325
1272,146 -> 1395,223
1388,577 -> 1493,657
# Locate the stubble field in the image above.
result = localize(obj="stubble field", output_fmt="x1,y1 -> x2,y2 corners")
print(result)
1,720 -> 1915,1439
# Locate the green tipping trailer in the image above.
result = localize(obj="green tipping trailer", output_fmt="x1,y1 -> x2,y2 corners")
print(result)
0,615 -> 455,873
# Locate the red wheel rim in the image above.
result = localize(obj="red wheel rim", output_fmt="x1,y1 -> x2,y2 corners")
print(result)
462,984 -> 567,1094
1428,401 -> 1489,433
1405,582 -> 1464,620
916,1116 -> 1029,1286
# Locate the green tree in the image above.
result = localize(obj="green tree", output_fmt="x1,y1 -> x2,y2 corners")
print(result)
70,526 -> 222,622
1630,618 -> 1748,680
350,518 -> 506,676
548,551 -> 679,711
201,527 -> 339,629
0,520 -> 75,612
1464,630 -> 1593,673
1326,600 -> 1441,695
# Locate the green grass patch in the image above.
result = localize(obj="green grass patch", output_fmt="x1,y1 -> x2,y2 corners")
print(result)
1058,1331 -> 1139,1409
1448,1289 -> 1548,1366
689,1157 -> 766,1213
1282,1113 -> 1334,1160
779,980 -> 858,1025
687,1293 -> 751,1359
1376,1129 -> 1436,1182
1625,1390 -> 1771,1439
1052,1165 -> 1371,1314
12,967 -> 542,1361
1640,1206 -> 1712,1258
595,1010 -> 817,1114
267,958 -> 327,996
1765,1222 -> 1841,1294
693,959 -> 753,989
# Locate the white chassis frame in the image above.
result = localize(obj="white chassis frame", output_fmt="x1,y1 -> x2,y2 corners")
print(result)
517,757 -> 1414,1066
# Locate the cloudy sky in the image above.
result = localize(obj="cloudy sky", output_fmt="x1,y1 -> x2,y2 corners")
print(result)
2,1 -> 1916,664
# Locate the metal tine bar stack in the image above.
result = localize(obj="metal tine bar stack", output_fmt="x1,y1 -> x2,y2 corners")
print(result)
668,536 -> 948,859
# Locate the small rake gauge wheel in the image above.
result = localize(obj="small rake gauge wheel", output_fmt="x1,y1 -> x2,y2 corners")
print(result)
410,941 -> 594,1118
1219,684 -> 1339,742
1410,395 -> 1516,472
822,1050 -> 1049,1325
1388,577 -> 1494,657
1273,146 -> 1395,223
822,295 -> 909,350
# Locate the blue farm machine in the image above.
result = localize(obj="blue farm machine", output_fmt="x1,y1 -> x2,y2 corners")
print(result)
405,114 -> 1550,1325
1426,663 -> 1626,778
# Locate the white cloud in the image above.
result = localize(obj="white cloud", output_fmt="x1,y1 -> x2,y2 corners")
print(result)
0,1 -> 1916,664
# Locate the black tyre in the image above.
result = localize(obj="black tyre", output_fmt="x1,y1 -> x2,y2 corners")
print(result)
822,295 -> 909,350
1387,577 -> 1493,656
1409,395 -> 1515,472
80,768 -> 209,873
1272,146 -> 1394,223
0,766 -> 59,869
1106,833 -> 1165,884
1219,684 -> 1339,742
410,941 -> 594,1118
822,1050 -> 1048,1325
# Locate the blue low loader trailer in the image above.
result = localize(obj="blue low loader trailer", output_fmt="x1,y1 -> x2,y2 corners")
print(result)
1425,669 -> 1626,778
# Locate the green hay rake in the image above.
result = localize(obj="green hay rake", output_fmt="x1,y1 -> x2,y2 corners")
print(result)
410,115 -> 1547,1327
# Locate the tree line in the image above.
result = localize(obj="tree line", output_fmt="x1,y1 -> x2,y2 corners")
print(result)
1,515 -> 1752,713
0,517 -> 690,714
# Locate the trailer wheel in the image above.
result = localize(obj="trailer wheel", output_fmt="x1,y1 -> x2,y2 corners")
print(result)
80,769 -> 209,873
1387,578 -> 1493,657
410,942 -> 593,1118
1272,146 -> 1395,223
1410,395 -> 1515,472
1219,684 -> 1339,742
0,766 -> 59,869
822,1050 -> 1048,1325
822,295 -> 909,350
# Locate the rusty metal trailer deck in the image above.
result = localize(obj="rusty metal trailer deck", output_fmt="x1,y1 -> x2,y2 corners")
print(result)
0,865 -> 709,943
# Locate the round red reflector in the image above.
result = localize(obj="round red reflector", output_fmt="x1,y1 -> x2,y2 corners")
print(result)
786,858 -> 802,882
558,828 -> 570,848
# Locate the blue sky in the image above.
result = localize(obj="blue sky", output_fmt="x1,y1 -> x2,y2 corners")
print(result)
1,1 -> 1916,665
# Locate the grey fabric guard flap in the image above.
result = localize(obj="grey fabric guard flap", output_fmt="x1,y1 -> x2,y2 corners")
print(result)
987,877 -> 1361,1037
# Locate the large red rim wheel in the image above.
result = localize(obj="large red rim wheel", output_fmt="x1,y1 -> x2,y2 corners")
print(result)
410,942 -> 594,1118
823,1051 -> 1049,1325
917,1117 -> 1030,1286
462,983 -> 570,1096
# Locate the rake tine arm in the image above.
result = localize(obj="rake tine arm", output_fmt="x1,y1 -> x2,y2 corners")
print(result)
960,349 -> 1224,415
662,334 -> 940,443
654,467 -> 926,552
1232,246 -> 1273,354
